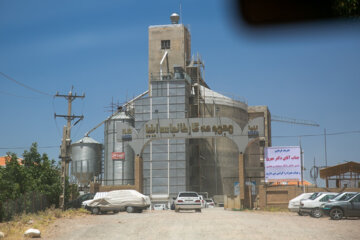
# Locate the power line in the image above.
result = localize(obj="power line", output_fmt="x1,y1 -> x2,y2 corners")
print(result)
0,146 -> 58,150
0,71 -> 52,96
0,90 -> 39,99
273,130 -> 360,138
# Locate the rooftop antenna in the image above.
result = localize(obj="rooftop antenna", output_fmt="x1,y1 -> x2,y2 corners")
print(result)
180,2 -> 182,24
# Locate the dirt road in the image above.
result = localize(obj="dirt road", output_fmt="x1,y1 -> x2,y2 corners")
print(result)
43,208 -> 360,240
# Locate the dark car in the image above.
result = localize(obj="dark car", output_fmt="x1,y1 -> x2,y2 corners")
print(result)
66,193 -> 95,209
322,193 -> 360,220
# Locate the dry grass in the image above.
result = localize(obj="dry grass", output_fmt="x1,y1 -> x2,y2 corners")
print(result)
263,206 -> 289,212
0,207 -> 89,239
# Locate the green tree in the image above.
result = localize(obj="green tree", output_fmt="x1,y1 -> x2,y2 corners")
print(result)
0,153 -> 28,201
22,143 -> 62,206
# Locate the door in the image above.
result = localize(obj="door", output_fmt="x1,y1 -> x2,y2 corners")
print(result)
348,194 -> 360,217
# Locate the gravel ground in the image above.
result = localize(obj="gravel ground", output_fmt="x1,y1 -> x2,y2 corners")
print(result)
43,208 -> 360,240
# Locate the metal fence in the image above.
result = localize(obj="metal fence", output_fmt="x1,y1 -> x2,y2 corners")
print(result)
0,192 -> 49,222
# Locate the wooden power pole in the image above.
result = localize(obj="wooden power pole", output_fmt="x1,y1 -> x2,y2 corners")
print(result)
54,88 -> 84,210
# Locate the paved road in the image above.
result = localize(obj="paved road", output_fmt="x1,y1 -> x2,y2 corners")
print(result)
44,208 -> 360,240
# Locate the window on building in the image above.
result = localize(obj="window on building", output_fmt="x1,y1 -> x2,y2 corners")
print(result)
161,40 -> 170,49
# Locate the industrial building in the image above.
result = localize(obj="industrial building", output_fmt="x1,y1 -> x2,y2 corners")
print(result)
70,13 -> 271,206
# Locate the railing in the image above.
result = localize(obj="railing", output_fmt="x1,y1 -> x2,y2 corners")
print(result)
98,178 -> 135,186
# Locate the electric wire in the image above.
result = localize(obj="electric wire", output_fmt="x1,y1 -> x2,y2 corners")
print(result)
272,130 -> 360,138
0,146 -> 58,150
0,71 -> 52,97
0,90 -> 39,99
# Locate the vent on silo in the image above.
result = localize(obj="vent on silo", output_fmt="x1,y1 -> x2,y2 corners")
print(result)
170,13 -> 180,24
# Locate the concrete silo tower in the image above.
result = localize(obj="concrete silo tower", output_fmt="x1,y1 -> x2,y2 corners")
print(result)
148,13 -> 191,91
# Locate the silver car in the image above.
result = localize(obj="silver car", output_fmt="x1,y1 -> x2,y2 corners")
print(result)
175,192 -> 202,212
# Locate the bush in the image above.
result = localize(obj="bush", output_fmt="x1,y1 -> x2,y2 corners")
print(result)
0,143 -> 64,222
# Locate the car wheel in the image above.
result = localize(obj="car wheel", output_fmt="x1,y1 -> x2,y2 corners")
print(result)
330,208 -> 344,220
195,209 -> 201,213
297,211 -> 305,216
91,207 -> 100,215
126,206 -> 135,213
311,208 -> 322,218
113,210 -> 119,214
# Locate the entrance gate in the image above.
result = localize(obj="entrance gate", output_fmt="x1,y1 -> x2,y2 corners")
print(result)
116,117 -> 264,207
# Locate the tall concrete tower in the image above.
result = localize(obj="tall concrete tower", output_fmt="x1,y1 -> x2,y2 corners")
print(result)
148,13 -> 191,92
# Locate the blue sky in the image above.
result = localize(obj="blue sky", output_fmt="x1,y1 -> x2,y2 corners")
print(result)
1,0 -> 360,186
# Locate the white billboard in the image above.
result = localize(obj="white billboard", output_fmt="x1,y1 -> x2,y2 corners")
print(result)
264,146 -> 301,182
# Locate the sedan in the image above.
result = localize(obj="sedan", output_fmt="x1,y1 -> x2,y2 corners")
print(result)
174,192 -> 202,212
66,193 -> 94,209
322,193 -> 360,220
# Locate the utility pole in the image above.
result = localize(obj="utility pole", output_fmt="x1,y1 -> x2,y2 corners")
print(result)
55,87 -> 85,210
299,137 -> 305,193
324,128 -> 328,167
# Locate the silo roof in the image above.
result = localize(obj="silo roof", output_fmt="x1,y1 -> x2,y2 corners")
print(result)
195,84 -> 248,110
111,111 -> 133,120
74,136 -> 101,144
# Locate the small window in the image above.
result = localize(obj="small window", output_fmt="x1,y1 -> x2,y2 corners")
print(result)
161,40 -> 170,49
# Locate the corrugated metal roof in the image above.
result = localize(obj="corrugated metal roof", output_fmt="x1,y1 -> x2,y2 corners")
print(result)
110,112 -> 133,120
320,161 -> 360,178
73,136 -> 101,144
194,84 -> 248,110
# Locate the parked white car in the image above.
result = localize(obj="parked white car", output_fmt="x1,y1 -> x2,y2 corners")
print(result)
174,192 -> 202,212
299,192 -> 337,218
86,190 -> 151,214
288,193 -> 313,214
205,199 -> 215,208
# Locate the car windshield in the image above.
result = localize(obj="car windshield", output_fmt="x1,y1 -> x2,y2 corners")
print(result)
333,193 -> 342,199
179,192 -> 198,197
340,193 -> 356,201
309,193 -> 321,200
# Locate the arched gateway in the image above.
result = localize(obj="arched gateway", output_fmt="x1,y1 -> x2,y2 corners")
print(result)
116,116 -> 265,205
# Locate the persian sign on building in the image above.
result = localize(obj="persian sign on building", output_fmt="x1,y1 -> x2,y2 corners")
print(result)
264,146 -> 301,182
112,152 -> 125,160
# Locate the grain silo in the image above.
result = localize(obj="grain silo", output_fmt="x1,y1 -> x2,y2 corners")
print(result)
71,136 -> 102,186
104,112 -> 135,185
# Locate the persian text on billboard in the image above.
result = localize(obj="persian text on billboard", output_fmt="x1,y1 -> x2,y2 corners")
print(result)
264,146 -> 301,181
